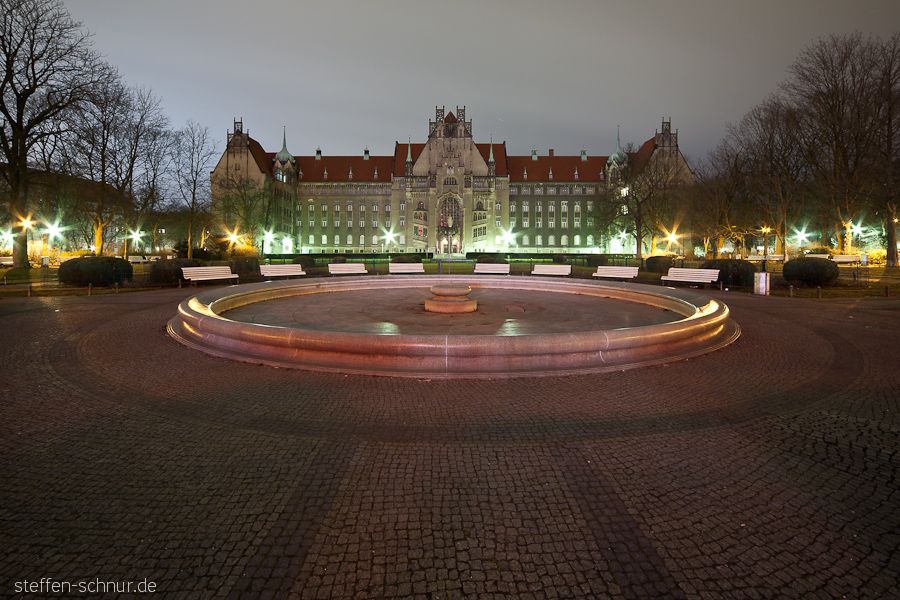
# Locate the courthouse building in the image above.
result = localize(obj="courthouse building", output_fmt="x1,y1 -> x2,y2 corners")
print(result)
210,106 -> 691,255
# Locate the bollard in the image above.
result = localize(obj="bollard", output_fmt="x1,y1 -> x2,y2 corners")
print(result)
28,284 -> 32,297
887,285 -> 891,298
178,279 -> 182,288
817,286 -> 821,299
88,283 -> 92,296
719,281 -> 723,291
790,285 -> 793,298
115,282 -> 118,294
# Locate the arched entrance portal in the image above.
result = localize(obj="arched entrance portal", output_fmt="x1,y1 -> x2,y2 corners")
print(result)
438,195 -> 463,254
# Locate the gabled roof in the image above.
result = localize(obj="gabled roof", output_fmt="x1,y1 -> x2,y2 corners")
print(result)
390,142 -> 509,177
247,137 -> 274,177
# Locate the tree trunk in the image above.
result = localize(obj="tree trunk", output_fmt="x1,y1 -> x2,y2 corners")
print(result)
886,204 -> 898,267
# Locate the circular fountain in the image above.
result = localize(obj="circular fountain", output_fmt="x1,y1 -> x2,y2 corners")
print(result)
168,275 -> 739,379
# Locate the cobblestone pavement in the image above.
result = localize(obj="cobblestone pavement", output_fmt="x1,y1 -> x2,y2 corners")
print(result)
1,287 -> 898,599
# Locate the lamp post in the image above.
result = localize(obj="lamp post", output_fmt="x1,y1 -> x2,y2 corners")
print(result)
761,226 -> 771,271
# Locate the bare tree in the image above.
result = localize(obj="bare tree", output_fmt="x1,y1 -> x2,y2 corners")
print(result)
782,33 -> 883,253
874,33 -> 900,266
692,140 -> 747,258
173,120 -> 217,259
0,0 -> 110,267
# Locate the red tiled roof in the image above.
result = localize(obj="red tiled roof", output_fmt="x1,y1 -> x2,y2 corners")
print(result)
476,143 -> 508,177
630,137 -> 657,172
392,143 -> 426,177
444,111 -> 457,123
247,137 -> 274,177
507,155 -> 609,183
296,155 -> 394,183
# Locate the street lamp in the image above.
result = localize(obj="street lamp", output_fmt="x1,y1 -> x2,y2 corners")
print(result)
760,226 -> 771,271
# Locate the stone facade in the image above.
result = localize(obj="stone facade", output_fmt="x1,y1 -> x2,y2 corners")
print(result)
210,107 -> 692,254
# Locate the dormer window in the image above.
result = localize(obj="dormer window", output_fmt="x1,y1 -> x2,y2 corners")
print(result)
349,167 -> 353,181
574,169 -> 579,181
548,168 -> 553,181
274,168 -> 283,182
315,147 -> 322,161
523,167 -> 528,181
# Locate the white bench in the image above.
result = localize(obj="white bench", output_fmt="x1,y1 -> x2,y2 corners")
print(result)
328,263 -> 367,276
260,264 -> 306,279
592,266 -> 639,280
181,266 -> 239,284
805,254 -> 830,259
473,263 -> 510,275
832,255 -> 861,264
0,257 -> 12,266
745,255 -> 784,262
128,255 -> 150,264
532,264 -> 571,276
388,262 -> 425,274
661,268 -> 720,286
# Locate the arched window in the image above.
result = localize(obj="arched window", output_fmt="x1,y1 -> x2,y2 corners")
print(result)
536,235 -> 543,246
574,235 -> 581,246
417,201 -> 426,211
347,234 -> 352,245
359,235 -> 365,245
548,235 -> 555,246
372,235 -> 378,245
587,235 -> 594,246
475,201 -> 485,211
321,234 -> 327,245
334,234 -> 340,245
561,235 -> 568,246
309,234 -> 314,244
523,235 -> 530,246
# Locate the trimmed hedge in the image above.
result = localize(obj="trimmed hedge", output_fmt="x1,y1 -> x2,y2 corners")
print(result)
783,257 -> 839,286
700,259 -> 758,287
291,255 -> 316,269
229,256 -> 260,278
148,258 -> 202,284
475,255 -> 508,264
390,254 -> 422,263
58,257 -> 132,287
645,255 -> 675,274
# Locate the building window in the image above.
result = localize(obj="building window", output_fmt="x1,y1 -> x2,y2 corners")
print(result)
575,203 -> 581,213
335,202 -> 340,212
347,234 -> 352,244
321,234 -> 327,245
496,217 -> 501,227
322,219 -> 327,227
548,187 -> 556,195
399,202 -> 405,211
372,219 -> 378,228
587,201 -> 593,211
511,202 -> 516,212
495,202 -> 501,211
561,217 -> 567,228
309,219 -> 315,228
510,218 -> 516,228
574,217 -> 580,228
523,218 -> 529,227
347,202 -> 353,211
574,235 -> 581,246
536,203 -> 542,213
586,187 -> 595,195
359,235 -> 365,245
334,219 -> 340,227
347,219 -> 353,228
399,234 -> 406,244
322,202 -> 327,213
562,235 -> 569,246
536,235 -> 543,246
523,201 -> 529,211
334,234 -> 340,244
523,235 -> 529,245
536,218 -> 542,228
373,203 -> 378,213
385,203 -> 391,213
399,216 -> 405,226
561,201 -> 568,212
549,235 -> 555,246
587,235 -> 594,246
372,235 -> 379,245
360,203 -> 365,212
309,234 -> 314,244
360,219 -> 365,228
548,202 -> 555,213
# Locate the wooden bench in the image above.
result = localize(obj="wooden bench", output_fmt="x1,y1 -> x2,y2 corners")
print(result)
473,263 -> 510,275
328,263 -> 367,276
832,255 -> 861,264
388,262 -> 425,274
592,266 -> 639,280
745,254 -> 784,262
259,264 -> 307,279
532,264 -> 571,276
661,268 -> 720,286
181,266 -> 239,284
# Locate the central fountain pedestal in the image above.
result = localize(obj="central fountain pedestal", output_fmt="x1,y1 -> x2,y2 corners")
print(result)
425,284 -> 477,314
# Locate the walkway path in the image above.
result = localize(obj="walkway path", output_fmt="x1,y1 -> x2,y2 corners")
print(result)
0,288 -> 898,599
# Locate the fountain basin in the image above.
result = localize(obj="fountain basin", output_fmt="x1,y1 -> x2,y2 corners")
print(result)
167,276 -> 739,379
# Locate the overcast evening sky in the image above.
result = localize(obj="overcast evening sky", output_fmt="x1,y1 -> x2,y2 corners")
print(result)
66,0 -> 900,164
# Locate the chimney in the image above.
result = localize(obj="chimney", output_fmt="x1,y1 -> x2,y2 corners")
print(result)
549,149 -> 554,157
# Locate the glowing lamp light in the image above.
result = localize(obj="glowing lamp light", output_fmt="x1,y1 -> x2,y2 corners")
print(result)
130,230 -> 143,242
46,222 -> 63,240
21,218 -> 33,229
228,233 -> 240,244
666,233 -> 678,244
851,223 -> 863,236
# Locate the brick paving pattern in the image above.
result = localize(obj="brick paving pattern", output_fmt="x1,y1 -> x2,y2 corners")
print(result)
0,288 -> 898,599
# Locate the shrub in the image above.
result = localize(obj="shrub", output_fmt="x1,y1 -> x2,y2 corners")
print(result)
700,259 -> 757,287
551,254 -> 570,264
645,255 -> 674,273
229,256 -> 260,279
148,258 -> 202,284
803,246 -> 833,256
475,255 -> 508,264
291,255 -> 316,269
59,257 -> 132,287
867,249 -> 886,265
390,254 -> 422,263
783,257 -> 839,286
